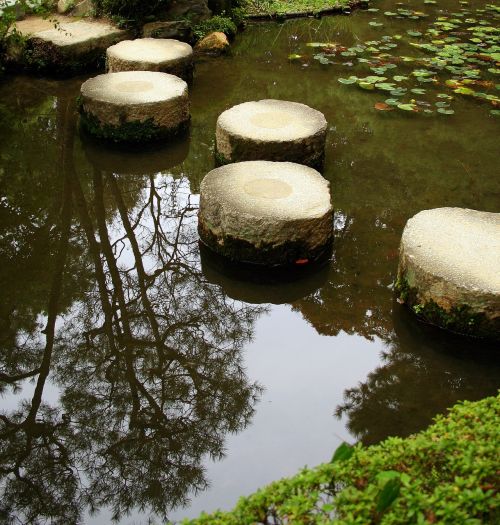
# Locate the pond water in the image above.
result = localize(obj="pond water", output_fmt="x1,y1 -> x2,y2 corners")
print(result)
0,0 -> 499,523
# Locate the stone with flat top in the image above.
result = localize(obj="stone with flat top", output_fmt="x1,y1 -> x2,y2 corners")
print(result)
397,207 -> 500,339
216,99 -> 327,169
107,38 -> 194,81
198,161 -> 333,266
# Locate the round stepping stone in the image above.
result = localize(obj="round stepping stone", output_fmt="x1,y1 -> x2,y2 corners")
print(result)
106,38 -> 194,82
198,161 -> 333,266
396,207 -> 500,339
216,99 -> 328,169
79,71 -> 190,143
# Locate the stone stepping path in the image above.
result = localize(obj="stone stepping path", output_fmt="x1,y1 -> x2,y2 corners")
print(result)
216,99 -> 327,168
79,71 -> 190,143
397,207 -> 500,339
11,16 -> 129,72
107,38 -> 194,82
198,161 -> 333,266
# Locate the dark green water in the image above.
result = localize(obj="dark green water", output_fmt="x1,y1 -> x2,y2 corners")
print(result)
0,1 -> 499,523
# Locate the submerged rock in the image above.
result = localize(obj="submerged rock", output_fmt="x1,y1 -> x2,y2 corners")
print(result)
396,207 -> 500,339
198,161 -> 333,266
194,31 -> 229,56
106,38 -> 194,82
216,99 -> 327,169
79,71 -> 190,143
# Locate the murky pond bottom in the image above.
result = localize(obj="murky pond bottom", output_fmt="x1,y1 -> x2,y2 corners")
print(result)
0,1 -> 499,523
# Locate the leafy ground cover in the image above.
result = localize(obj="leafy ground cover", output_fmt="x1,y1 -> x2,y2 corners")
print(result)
182,393 -> 500,524
294,2 -> 499,116
242,0 -> 354,17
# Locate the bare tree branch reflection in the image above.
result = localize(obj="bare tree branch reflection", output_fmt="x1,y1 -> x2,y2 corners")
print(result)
0,94 -> 264,523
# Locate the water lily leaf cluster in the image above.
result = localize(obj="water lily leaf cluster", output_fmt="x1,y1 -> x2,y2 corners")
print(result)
304,1 -> 500,116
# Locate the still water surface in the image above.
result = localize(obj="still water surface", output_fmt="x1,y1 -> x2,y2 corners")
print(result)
0,0 -> 499,522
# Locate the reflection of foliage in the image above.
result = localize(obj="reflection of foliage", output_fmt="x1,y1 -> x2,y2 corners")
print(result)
335,307 -> 500,445
0,93 -> 264,523
183,394 -> 500,525
292,208 -> 400,341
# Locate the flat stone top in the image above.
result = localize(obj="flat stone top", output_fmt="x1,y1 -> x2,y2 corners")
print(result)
201,161 -> 332,220
107,38 -> 193,64
217,99 -> 327,142
81,71 -> 188,105
16,17 -> 126,46
402,207 -> 500,294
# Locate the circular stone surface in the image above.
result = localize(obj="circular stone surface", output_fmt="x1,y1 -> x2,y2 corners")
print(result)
199,161 -> 333,265
216,99 -> 327,168
106,38 -> 193,79
81,70 -> 186,105
79,71 -> 190,142
398,207 -> 500,337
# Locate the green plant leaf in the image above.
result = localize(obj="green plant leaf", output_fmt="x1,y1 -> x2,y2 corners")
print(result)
376,478 -> 401,513
331,442 -> 354,463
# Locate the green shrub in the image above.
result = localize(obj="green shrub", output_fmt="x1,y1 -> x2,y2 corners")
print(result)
182,393 -> 500,524
193,15 -> 237,40
93,0 -> 170,21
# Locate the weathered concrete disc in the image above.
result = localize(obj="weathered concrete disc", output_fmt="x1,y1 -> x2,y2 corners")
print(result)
107,38 -> 194,81
79,71 -> 190,143
199,161 -> 333,266
216,99 -> 327,168
397,207 -> 500,339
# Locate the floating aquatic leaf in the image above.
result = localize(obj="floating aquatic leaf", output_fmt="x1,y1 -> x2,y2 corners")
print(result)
411,88 -> 426,94
437,93 -> 453,99
435,101 -> 450,107
393,75 -> 409,82
358,81 -> 376,90
306,42 -> 330,48
407,30 -> 423,37
454,86 -> 475,95
490,109 -> 500,116
369,21 -> 384,27
337,77 -> 358,84
374,102 -> 393,111
397,103 -> 417,111
385,98 -> 399,105
376,83 -> 397,91
288,54 -> 302,60
437,108 -> 455,114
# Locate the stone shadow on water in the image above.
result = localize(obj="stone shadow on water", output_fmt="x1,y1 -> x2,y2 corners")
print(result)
0,92 -> 264,523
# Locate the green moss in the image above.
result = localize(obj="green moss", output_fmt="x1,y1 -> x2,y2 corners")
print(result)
182,393 -> 500,524
79,109 -> 189,144
395,275 -> 498,339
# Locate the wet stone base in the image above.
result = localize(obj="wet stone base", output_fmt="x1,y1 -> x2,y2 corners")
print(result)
214,148 -> 325,171
395,276 -> 500,341
10,39 -> 106,75
79,109 -> 190,144
198,220 -> 333,267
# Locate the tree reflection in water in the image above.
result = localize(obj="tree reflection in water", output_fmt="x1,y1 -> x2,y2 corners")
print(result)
0,96 -> 264,523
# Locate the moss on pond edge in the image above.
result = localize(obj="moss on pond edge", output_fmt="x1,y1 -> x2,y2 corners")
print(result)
182,393 -> 500,524
394,276 -> 499,340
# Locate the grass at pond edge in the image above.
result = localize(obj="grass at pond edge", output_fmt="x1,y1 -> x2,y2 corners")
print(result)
181,393 -> 500,524
241,0 -> 367,18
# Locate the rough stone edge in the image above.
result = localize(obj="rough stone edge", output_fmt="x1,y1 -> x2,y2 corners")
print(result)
78,104 -> 191,144
214,146 -> 325,172
244,0 -> 369,21
394,274 -> 500,341
198,219 -> 333,267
